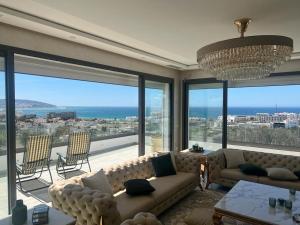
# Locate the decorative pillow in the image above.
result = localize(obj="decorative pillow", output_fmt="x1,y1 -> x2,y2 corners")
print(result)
158,151 -> 177,171
224,149 -> 245,169
151,153 -> 176,177
239,163 -> 267,176
124,179 -> 155,196
294,170 -> 300,179
81,170 -> 113,194
266,168 -> 298,181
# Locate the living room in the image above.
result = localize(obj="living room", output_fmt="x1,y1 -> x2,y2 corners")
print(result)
0,0 -> 300,225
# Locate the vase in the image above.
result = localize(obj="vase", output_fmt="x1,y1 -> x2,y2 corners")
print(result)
12,199 -> 27,225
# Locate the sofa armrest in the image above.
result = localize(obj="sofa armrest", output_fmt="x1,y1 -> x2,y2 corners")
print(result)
175,152 -> 201,175
49,183 -> 121,225
207,149 -> 226,182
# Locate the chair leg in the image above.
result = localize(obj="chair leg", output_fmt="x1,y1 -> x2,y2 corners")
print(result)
17,172 -> 24,192
62,164 -> 67,179
87,157 -> 92,172
47,164 -> 53,184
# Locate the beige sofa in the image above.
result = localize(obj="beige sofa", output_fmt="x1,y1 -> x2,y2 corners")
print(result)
49,152 -> 201,225
208,148 -> 300,189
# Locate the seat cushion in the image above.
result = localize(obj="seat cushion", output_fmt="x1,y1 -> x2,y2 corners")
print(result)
220,169 -> 258,183
149,172 -> 196,204
115,191 -> 156,221
258,177 -> 300,190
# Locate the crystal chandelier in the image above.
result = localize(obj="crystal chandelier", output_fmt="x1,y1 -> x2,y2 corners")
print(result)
197,18 -> 293,81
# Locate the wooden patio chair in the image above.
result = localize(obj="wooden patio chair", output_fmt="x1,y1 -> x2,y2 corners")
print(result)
16,135 -> 53,192
56,131 -> 92,178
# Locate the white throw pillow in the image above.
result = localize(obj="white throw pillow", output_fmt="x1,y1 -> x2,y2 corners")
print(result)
266,168 -> 298,181
81,170 -> 113,194
224,149 -> 245,169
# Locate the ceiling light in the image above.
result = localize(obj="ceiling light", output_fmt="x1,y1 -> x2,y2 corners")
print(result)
197,18 -> 293,81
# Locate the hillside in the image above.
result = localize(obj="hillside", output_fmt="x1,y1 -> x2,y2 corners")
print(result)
0,99 -> 56,108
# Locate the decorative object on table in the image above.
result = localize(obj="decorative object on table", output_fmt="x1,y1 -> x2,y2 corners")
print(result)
190,144 -> 204,153
12,199 -> 27,225
32,204 -> 49,225
293,214 -> 300,223
290,189 -> 296,195
277,198 -> 285,207
269,197 -> 276,208
197,17 -> 293,81
285,200 -> 293,210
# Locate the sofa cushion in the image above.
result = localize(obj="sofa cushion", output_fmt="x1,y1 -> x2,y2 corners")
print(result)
149,172 -> 196,204
266,168 -> 298,181
224,149 -> 245,169
220,169 -> 258,183
294,170 -> 300,179
239,163 -> 267,176
81,170 -> 113,194
151,153 -> 176,177
115,191 -> 156,221
258,176 -> 300,190
124,179 -> 155,196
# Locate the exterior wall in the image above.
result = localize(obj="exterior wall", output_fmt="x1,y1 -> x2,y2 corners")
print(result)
0,22 -> 182,151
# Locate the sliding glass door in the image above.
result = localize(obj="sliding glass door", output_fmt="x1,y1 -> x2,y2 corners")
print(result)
145,80 -> 171,154
0,55 -> 8,218
186,82 -> 223,151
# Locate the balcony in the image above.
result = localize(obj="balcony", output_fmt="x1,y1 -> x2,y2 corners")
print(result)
0,135 -> 141,216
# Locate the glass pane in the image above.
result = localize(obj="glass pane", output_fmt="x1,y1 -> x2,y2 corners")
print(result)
145,80 -> 170,154
0,56 -> 8,218
228,85 -> 300,153
188,83 -> 223,151
14,55 -> 138,207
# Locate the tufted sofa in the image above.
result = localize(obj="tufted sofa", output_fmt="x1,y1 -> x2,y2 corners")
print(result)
49,152 -> 201,225
207,148 -> 300,189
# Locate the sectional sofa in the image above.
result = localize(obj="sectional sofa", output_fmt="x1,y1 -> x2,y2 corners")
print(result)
208,148 -> 300,189
49,152 -> 201,225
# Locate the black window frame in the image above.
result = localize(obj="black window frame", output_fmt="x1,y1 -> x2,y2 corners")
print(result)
0,43 -> 174,213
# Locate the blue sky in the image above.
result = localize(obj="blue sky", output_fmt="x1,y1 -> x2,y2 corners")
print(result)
0,73 -> 299,107
190,85 -> 300,107
14,74 -> 138,107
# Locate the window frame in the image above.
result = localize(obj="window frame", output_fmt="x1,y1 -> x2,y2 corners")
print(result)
0,43 -> 174,214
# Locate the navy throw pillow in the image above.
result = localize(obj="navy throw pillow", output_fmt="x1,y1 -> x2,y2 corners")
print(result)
124,179 -> 155,196
151,153 -> 176,177
239,163 -> 267,176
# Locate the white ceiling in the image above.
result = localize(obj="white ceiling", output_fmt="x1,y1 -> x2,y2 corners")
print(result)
0,0 -> 299,68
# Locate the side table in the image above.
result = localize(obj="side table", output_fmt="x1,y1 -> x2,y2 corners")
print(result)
0,207 -> 76,225
182,149 -> 212,190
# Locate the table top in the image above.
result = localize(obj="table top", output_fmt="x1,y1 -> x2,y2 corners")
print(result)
0,207 -> 76,225
182,149 -> 214,156
215,180 -> 300,225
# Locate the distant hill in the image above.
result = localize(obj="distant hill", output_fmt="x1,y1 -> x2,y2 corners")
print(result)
0,99 -> 56,108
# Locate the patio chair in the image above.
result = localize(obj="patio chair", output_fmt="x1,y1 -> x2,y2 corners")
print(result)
56,131 -> 92,178
16,135 -> 53,192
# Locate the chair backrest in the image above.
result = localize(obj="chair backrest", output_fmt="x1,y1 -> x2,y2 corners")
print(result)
23,135 -> 53,170
66,132 -> 91,163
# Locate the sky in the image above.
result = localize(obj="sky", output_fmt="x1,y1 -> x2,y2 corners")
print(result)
0,72 -> 299,107
190,85 -> 300,107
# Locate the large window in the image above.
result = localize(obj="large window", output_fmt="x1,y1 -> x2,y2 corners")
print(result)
0,56 -> 8,218
186,82 -> 223,151
228,85 -> 300,151
145,80 -> 171,154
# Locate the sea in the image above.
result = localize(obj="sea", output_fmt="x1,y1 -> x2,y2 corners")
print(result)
15,106 -> 300,119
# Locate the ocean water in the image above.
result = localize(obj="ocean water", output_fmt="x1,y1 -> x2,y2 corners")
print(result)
16,106 -> 300,119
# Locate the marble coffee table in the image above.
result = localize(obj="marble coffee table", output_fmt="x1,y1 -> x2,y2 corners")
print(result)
213,180 -> 300,225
